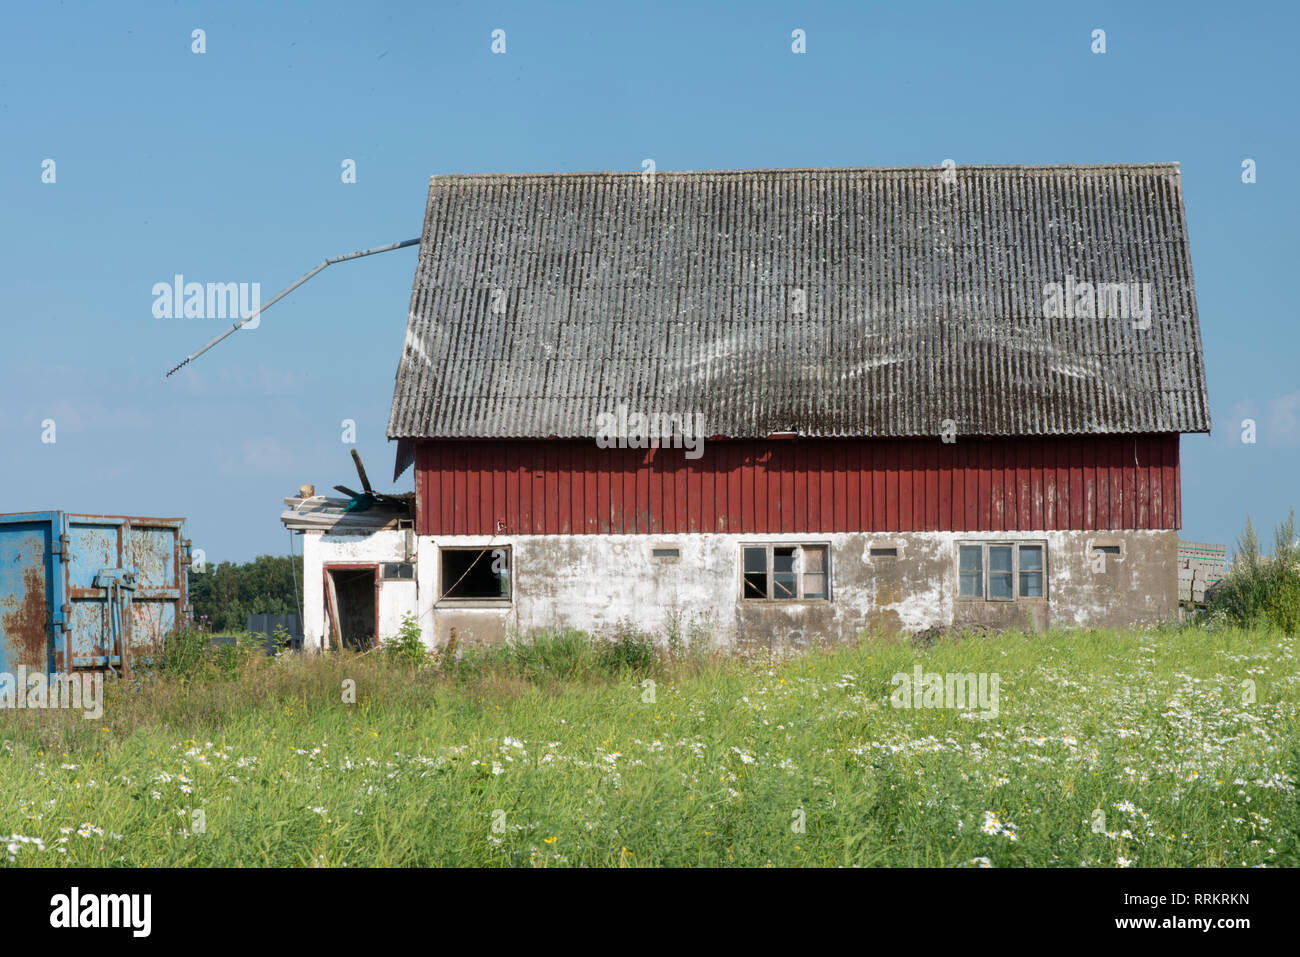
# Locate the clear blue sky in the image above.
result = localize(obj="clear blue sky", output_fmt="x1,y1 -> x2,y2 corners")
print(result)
2,0 -> 1296,564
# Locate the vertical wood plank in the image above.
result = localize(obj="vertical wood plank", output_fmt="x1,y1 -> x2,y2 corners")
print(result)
834,442 -> 848,532
847,441 -> 862,532
648,448 -> 662,534
988,442 -> 999,530
899,441 -> 914,531
795,441 -> 810,528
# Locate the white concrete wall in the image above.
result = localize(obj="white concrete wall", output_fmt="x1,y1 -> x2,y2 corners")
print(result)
379,580 -> 418,640
415,532 -> 920,650
299,529 -> 417,651
413,530 -> 1177,652
295,528 -> 1174,653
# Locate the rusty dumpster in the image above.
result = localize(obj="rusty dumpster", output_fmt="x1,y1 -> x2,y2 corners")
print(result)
0,512 -> 190,672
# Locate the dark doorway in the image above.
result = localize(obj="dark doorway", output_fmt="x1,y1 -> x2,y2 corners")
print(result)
326,567 -> 376,651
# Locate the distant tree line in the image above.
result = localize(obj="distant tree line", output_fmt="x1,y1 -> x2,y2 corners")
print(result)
188,555 -> 304,633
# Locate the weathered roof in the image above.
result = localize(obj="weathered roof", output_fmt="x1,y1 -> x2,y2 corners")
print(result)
388,165 -> 1210,440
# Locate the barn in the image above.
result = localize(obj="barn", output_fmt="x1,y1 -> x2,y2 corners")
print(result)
288,164 -> 1211,653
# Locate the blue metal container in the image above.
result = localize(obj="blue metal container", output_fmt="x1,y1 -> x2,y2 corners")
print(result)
0,512 -> 190,672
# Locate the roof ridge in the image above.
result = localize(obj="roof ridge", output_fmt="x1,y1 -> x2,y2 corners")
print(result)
428,163 -> 1181,183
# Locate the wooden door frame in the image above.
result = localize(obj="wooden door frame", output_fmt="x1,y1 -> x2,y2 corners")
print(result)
322,563 -> 381,650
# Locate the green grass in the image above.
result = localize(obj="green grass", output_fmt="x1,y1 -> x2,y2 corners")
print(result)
1,624 -> 1297,867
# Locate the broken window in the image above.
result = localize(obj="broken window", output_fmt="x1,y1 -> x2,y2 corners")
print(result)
741,544 -> 830,601
957,542 -> 1046,601
439,547 -> 510,600
773,547 -> 797,598
743,546 -> 768,598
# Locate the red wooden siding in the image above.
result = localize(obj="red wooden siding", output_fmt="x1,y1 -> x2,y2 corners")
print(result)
415,436 -> 1181,536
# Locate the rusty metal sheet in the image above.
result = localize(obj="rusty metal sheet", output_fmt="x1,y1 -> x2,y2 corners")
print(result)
65,515 -> 188,668
0,513 -> 59,672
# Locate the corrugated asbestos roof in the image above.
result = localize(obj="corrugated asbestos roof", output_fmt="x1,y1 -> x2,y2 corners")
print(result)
388,165 -> 1210,440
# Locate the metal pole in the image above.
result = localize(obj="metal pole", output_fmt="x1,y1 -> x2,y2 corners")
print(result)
165,237 -> 420,377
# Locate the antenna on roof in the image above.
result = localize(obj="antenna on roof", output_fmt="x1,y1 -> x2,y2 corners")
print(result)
165,237 -> 420,378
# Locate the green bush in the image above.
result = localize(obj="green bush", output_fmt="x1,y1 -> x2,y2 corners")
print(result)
153,627 -> 271,681
506,628 -> 602,680
159,627 -> 212,676
1209,509 -> 1300,634
602,621 -> 657,675
494,625 -> 659,682
384,613 -> 429,667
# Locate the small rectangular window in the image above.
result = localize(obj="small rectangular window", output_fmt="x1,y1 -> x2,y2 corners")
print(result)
869,547 -> 898,558
382,562 -> 414,580
740,544 -> 830,601
440,547 -> 510,600
651,547 -> 680,560
1090,543 -> 1122,572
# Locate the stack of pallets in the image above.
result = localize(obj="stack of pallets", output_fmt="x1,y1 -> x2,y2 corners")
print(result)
1178,541 -> 1227,606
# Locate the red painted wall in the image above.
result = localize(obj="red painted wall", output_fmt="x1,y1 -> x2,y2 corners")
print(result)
414,436 -> 1181,536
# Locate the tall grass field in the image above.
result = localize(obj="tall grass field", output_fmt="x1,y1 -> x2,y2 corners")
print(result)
2,624 -> 1297,867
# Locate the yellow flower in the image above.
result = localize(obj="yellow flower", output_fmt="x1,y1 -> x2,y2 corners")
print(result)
544,836 -> 558,844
